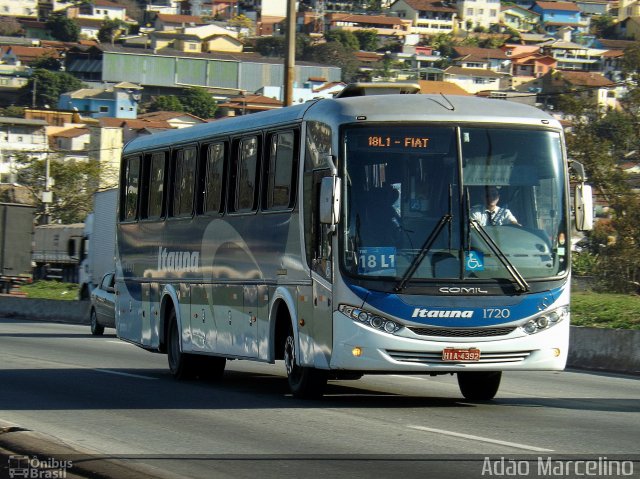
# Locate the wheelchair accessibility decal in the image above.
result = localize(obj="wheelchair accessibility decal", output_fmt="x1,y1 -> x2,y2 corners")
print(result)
465,250 -> 485,272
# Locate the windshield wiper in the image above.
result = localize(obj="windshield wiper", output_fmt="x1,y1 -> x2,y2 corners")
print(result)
469,219 -> 530,293
394,214 -> 452,292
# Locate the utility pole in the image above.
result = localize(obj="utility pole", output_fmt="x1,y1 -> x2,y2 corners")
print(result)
283,0 -> 296,107
31,77 -> 37,108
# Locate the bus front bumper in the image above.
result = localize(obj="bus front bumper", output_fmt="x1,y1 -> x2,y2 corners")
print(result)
329,312 -> 569,372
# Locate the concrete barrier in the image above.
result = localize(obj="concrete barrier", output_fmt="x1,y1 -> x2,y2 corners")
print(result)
0,297 -> 638,375
568,326 -> 640,375
0,296 -> 90,324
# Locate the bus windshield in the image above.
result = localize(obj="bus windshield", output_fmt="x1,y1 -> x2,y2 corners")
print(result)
342,125 -> 568,284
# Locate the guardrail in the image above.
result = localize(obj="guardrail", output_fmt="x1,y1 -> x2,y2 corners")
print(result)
0,297 -> 638,375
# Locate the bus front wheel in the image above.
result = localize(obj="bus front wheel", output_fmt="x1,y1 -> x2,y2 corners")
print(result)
284,332 -> 327,399
457,371 -> 502,401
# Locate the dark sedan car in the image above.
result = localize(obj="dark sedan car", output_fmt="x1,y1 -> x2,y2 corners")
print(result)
90,272 -> 116,335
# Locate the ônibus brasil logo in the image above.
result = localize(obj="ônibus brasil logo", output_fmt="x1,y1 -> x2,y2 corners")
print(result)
412,308 -> 474,318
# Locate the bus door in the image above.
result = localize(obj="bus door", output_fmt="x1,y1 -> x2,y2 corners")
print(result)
308,169 -> 335,366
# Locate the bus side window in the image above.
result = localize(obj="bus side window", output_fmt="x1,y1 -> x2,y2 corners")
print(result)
234,136 -> 260,213
122,155 -> 140,222
264,130 -> 297,211
172,147 -> 197,217
201,142 -> 226,214
144,151 -> 166,220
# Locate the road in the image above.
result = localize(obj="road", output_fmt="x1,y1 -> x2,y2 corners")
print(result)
0,318 -> 639,479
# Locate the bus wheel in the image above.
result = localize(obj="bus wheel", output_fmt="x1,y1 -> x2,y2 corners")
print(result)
284,331 -> 327,399
90,309 -> 104,336
167,311 -> 195,380
457,371 -> 502,401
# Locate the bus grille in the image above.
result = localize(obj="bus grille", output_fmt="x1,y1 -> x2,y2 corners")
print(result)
385,350 -> 532,365
407,326 -> 517,338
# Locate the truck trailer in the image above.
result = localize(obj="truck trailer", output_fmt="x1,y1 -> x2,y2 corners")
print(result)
0,203 -> 35,293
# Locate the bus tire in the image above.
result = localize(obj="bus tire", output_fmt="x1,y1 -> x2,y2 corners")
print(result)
167,310 -> 196,380
90,308 -> 104,336
457,371 -> 502,401
284,331 -> 327,399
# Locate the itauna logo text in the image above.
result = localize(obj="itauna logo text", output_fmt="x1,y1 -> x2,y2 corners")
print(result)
157,247 -> 200,273
411,308 -> 474,318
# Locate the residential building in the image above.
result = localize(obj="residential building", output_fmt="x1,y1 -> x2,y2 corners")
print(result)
144,0 -> 183,15
326,13 -> 411,36
602,49 -> 625,82
87,123 -> 122,189
67,0 -> 128,21
99,116 -> 174,144
24,107 -> 83,127
443,66 -> 509,93
37,0 -> 69,20
540,40 -> 608,72
0,0 -> 38,17
418,79 -> 471,95
154,13 -> 208,30
450,46 -> 511,73
615,16 -> 640,40
531,1 -> 590,35
618,0 -> 640,21
509,51 -> 557,90
540,69 -> 619,110
457,0 -> 501,30
500,5 -> 540,32
217,93 -> 283,115
0,45 -> 61,66
49,127 -> 90,163
136,111 -> 207,128
388,0 -> 458,36
575,0 -> 611,16
150,29 -> 243,53
0,117 -> 48,183
58,82 -> 143,119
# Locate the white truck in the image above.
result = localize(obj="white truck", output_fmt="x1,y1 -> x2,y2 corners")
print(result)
78,188 -> 118,300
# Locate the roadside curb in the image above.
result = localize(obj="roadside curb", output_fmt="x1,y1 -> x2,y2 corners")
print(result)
0,421 -> 178,479
0,296 -> 90,325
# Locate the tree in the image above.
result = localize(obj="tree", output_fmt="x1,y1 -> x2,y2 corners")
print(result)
0,106 -> 25,118
325,30 -> 360,52
45,14 -> 80,42
14,153 -> 100,224
181,88 -> 217,119
20,69 -> 85,108
98,19 -> 129,44
147,95 -> 184,113
304,41 -> 360,83
354,29 -> 378,52
31,54 -> 63,71
228,14 -> 254,36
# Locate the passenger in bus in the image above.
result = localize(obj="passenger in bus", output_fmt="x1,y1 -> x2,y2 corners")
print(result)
471,186 -> 519,226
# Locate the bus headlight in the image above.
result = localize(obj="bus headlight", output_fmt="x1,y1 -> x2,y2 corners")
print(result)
339,304 -> 402,334
521,306 -> 568,335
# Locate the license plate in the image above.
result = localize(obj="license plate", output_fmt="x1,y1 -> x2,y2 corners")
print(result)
442,348 -> 481,362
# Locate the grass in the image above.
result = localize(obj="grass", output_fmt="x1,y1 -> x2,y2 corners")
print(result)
571,292 -> 640,330
19,280 -> 78,301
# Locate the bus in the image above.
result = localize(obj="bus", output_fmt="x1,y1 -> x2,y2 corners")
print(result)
115,88 -> 593,399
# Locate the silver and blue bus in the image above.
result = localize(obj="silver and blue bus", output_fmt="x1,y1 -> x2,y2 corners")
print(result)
115,89 -> 592,399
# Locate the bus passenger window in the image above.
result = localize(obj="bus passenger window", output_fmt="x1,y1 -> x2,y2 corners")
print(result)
173,147 -> 196,217
266,131 -> 296,210
123,156 -> 140,221
236,136 -> 259,212
148,152 -> 166,219
204,143 -> 225,214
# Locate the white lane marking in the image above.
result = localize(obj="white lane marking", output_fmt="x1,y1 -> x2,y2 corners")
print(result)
92,369 -> 157,380
106,340 -> 130,345
407,425 -> 554,452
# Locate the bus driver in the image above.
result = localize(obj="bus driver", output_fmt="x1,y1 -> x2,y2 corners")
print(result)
471,186 -> 519,226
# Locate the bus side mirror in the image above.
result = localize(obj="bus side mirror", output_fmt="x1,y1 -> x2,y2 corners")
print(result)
575,183 -> 593,231
320,176 -> 341,227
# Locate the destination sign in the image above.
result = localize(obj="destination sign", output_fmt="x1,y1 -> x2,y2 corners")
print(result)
367,135 -> 430,149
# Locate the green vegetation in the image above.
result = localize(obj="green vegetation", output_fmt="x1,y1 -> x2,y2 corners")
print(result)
20,281 -> 78,301
571,292 -> 640,330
